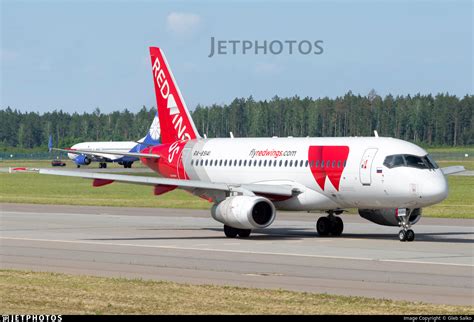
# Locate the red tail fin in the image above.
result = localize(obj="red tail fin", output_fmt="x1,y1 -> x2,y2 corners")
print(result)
149,47 -> 200,144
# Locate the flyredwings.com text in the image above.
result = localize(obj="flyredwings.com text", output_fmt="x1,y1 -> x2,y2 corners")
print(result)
249,149 -> 297,158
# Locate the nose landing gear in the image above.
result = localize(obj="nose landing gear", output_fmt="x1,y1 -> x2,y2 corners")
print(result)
316,212 -> 344,237
398,209 -> 415,242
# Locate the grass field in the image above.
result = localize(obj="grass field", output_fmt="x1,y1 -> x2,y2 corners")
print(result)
1,270 -> 472,315
1,159 -> 472,218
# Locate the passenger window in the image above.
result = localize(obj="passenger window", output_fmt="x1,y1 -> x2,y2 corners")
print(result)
224,160 -> 227,166
191,160 -> 194,166
205,160 -> 208,166
343,160 -> 347,167
332,160 -> 335,168
289,160 -> 293,167
200,160 -> 204,166
305,160 -> 309,167
284,160 -> 288,167
273,160 -> 277,167
279,160 -> 283,167
337,161 -> 341,168
239,160 -> 242,166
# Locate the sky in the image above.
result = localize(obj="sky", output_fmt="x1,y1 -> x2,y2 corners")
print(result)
1,0 -> 472,114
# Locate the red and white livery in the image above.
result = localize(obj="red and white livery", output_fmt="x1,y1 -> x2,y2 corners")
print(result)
42,47 -> 464,242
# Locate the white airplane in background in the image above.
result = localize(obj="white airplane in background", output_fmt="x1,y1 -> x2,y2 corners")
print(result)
64,113 -> 161,169
45,47 -> 464,242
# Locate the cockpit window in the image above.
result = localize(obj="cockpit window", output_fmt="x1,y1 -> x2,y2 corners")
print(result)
383,154 -> 438,170
425,154 -> 439,169
405,155 -> 426,169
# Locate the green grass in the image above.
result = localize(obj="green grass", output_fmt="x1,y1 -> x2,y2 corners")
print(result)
422,176 -> 473,218
1,270 -> 472,315
0,172 -> 210,209
426,146 -> 474,154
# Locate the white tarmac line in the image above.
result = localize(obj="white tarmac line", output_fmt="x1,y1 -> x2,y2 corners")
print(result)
1,236 -> 472,268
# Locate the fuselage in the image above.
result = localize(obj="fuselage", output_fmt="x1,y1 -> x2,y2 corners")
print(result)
68,141 -> 138,162
141,136 -> 448,211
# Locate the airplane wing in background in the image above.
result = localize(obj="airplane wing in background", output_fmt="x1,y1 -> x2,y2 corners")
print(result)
441,166 -> 466,175
38,169 -> 300,198
53,148 -> 161,159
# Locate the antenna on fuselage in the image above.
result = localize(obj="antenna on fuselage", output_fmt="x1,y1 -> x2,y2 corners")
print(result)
230,132 -> 234,138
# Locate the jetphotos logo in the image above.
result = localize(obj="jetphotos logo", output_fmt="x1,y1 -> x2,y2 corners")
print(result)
308,146 -> 349,191
249,149 -> 297,158
209,37 -> 324,57
151,55 -> 192,142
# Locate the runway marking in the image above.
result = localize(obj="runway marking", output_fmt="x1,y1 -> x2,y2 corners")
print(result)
1,236 -> 472,268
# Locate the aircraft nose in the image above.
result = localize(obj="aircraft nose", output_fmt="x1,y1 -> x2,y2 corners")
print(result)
422,171 -> 448,205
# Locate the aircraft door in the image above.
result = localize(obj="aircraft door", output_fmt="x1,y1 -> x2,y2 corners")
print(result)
177,146 -> 191,180
359,148 -> 378,186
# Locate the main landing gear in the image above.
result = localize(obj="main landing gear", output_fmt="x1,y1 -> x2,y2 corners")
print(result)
316,211 -> 344,237
224,225 -> 251,238
99,162 -> 107,168
398,210 -> 415,242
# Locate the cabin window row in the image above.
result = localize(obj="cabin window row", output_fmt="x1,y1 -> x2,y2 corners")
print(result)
190,159 -> 347,168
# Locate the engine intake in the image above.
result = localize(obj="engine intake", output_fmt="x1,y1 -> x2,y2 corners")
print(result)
211,196 -> 276,229
358,208 -> 422,226
74,155 -> 91,166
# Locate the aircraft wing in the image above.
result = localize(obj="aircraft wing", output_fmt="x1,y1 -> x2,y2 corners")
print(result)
441,166 -> 466,175
38,169 -> 299,197
53,147 -> 160,159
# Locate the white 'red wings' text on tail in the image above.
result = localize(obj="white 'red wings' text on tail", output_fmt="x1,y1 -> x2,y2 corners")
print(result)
149,47 -> 201,144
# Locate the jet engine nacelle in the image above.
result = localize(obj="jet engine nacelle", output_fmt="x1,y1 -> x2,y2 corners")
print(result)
74,155 -> 92,166
211,196 -> 276,230
358,208 -> 422,226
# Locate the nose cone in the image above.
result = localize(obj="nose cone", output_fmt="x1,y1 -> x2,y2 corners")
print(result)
422,171 -> 448,205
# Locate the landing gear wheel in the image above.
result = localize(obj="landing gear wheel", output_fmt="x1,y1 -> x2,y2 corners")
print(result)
331,217 -> 344,236
102,163 -> 107,168
238,229 -> 251,238
77,165 -> 80,168
224,225 -> 238,238
399,230 -> 407,242
316,217 -> 331,236
406,229 -> 415,242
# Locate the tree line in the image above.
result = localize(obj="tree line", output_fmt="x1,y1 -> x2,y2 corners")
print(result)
1,92 -> 472,150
